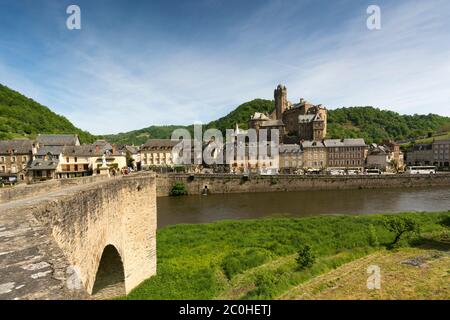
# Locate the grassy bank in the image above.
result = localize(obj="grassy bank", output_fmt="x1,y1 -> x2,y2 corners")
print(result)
122,212 -> 450,300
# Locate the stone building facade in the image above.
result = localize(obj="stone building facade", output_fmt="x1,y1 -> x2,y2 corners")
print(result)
432,139 -> 450,168
405,143 -> 434,166
301,140 -> 327,170
279,144 -> 303,174
366,142 -> 404,172
324,139 -> 367,170
0,139 -> 35,183
140,139 -> 180,169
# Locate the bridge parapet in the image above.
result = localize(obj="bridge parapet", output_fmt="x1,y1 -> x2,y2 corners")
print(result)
0,173 -> 157,299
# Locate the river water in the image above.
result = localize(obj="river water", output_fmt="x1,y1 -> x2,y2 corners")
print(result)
157,187 -> 450,228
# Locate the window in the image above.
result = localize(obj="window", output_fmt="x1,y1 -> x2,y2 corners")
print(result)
74,157 -> 78,163
66,157 -> 70,163
12,156 -> 16,162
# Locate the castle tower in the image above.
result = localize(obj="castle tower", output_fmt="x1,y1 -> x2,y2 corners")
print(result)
274,84 -> 287,120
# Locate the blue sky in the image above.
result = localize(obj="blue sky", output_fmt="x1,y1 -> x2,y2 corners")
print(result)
0,0 -> 449,134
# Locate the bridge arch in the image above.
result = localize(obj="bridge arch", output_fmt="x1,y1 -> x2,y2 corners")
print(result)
92,245 -> 126,298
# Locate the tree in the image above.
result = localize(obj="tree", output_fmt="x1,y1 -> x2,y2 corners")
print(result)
125,150 -> 134,168
295,244 -> 316,270
383,216 -> 420,247
169,181 -> 188,196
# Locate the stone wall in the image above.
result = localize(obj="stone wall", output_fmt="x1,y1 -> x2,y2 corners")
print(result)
156,173 -> 450,197
0,175 -> 111,204
0,173 -> 157,299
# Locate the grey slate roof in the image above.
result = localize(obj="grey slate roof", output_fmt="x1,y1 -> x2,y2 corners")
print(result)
260,120 -> 285,127
279,144 -> 302,153
62,145 -> 104,157
298,115 -> 315,123
120,145 -> 139,154
301,140 -> 325,148
141,139 -> 183,150
28,159 -> 59,170
36,146 -> 64,156
323,139 -> 366,147
0,139 -> 34,155
37,134 -> 79,146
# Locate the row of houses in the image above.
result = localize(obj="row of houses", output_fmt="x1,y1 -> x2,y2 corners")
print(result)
5,132 -> 446,183
0,135 -> 129,184
138,135 -> 405,174
405,139 -> 450,168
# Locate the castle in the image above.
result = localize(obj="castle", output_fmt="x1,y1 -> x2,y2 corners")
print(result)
248,84 -> 327,142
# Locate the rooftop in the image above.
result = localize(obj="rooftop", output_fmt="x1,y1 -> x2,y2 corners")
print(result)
37,134 -> 80,147
323,139 -> 366,147
0,139 -> 34,155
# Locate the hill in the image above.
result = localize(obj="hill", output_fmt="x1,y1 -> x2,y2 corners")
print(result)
0,84 -> 95,143
327,107 -> 450,144
103,99 -> 275,145
104,99 -> 450,145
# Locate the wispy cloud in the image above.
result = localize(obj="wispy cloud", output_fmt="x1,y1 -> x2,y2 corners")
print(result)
0,0 -> 449,135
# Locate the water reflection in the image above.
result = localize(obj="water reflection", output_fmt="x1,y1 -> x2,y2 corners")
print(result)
157,187 -> 450,228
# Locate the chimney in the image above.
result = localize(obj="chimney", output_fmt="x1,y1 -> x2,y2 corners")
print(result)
112,144 -> 117,154
95,145 -> 100,153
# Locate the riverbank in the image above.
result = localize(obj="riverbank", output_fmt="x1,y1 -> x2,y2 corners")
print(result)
121,211 -> 450,300
156,173 -> 450,196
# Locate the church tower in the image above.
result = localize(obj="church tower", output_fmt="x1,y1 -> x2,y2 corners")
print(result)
274,84 -> 287,120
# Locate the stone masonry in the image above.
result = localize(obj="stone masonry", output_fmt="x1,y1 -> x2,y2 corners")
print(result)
0,173 -> 157,299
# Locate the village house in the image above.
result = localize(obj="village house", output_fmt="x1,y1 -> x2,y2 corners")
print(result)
324,139 -> 367,171
405,143 -> 434,166
278,144 -> 303,174
27,145 -> 63,181
432,139 -> 450,169
59,144 -> 126,178
140,139 -> 180,170
366,142 -> 404,172
119,145 -> 141,170
0,139 -> 36,184
301,140 -> 327,170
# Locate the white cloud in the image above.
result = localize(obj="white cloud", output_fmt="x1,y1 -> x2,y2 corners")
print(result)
1,0 -> 449,135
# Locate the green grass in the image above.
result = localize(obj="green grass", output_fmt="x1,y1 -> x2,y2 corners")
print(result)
121,211 -> 450,300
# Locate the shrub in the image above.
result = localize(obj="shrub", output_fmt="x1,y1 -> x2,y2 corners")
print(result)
439,215 -> 450,228
383,216 -> 420,247
169,182 -> 188,196
368,224 -> 379,247
253,272 -> 278,299
221,248 -> 270,279
295,244 -> 316,270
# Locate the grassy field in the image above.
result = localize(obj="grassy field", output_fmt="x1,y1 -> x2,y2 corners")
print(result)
280,247 -> 449,299
122,212 -> 450,300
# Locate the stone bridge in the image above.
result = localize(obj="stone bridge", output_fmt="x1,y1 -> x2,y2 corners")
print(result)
0,173 -> 157,300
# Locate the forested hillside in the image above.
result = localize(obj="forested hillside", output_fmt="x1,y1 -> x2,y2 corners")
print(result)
105,100 -> 450,145
0,84 -> 95,143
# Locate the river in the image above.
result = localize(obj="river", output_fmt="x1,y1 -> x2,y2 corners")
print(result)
157,186 -> 450,228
